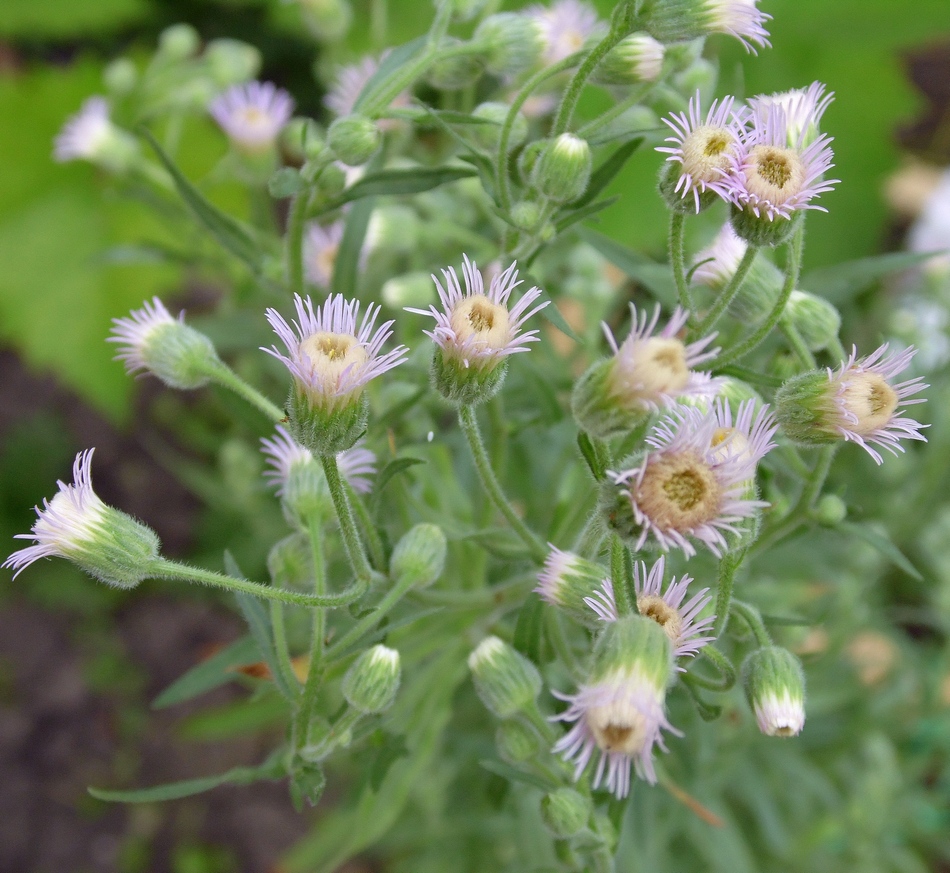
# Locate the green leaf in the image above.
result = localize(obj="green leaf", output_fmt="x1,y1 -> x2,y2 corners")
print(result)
331,196 -> 375,295
479,759 -> 555,792
152,636 -> 261,710
554,196 -> 619,234
226,552 -> 297,702
513,594 -> 545,665
353,36 -> 428,113
456,527 -> 531,561
571,137 -> 643,209
840,521 -> 923,581
801,251 -> 944,303
537,295 -> 583,345
334,165 -> 478,205
577,432 -> 607,481
577,227 -> 676,305
369,732 -> 410,792
372,457 -> 425,500
139,128 -> 263,271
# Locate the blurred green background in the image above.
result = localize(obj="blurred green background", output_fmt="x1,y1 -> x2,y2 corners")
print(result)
0,1 -> 948,871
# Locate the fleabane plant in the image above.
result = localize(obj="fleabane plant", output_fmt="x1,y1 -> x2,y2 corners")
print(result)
13,2 -> 937,871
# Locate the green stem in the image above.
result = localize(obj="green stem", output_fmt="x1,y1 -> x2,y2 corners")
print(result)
294,515 -> 328,746
579,81 -> 652,139
711,551 -> 742,638
206,361 -> 284,422
495,53 -> 583,211
680,674 -> 723,720
286,189 -> 311,298
428,0 -> 453,47
458,405 -> 547,562
149,558 -> 366,608
684,646 -> 736,692
731,600 -> 772,647
669,212 -> 691,311
609,535 -> 635,616
714,223 -> 804,367
781,322 -> 817,369
348,487 -> 387,571
269,599 -> 300,693
325,572 -> 417,657
546,609 -> 584,680
299,708 -> 363,762
694,246 -> 759,336
828,335 -> 848,362
320,454 -> 376,585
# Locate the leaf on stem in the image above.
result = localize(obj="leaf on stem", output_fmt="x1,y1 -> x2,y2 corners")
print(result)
570,137 -> 643,209
577,227 -> 676,305
331,196 -> 375,296
152,635 -> 261,710
353,36 -> 428,113
333,165 -> 478,205
801,251 -> 946,304
840,521 -> 923,581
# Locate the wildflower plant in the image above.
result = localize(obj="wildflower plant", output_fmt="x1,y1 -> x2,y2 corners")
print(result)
11,2 -> 940,871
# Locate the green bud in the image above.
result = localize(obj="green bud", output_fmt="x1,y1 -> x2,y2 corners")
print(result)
589,614 -> 673,690
286,387 -> 369,456
774,370 -> 840,448
342,645 -> 402,714
76,508 -> 161,590
427,41 -> 486,91
366,205 -> 420,253
537,546 -> 611,628
281,117 -> 325,163
389,523 -> 447,589
431,348 -> 508,406
267,532 -> 314,591
782,290 -> 841,352
517,140 -> 546,184
659,159 -> 718,214
475,13 -> 545,78
129,318 -> 222,391
716,376 -> 765,412
381,271 -> 435,309
495,720 -> 542,763
533,133 -> 592,203
509,200 -> 541,232
540,788 -> 592,839
299,0 -> 352,41
468,636 -> 542,719
741,646 -> 806,737
571,358 -> 651,440
594,32 -> 665,85
328,114 -> 381,167
103,58 -> 137,95
158,23 -> 200,60
814,493 -> 847,526
316,162 -> 348,198
268,167 -> 305,199
731,206 -> 802,248
204,39 -> 261,86
469,102 -> 526,154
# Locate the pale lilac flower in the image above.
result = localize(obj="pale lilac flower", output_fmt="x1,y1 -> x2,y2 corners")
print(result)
712,100 -> 839,221
907,167 -> 950,276
656,92 -> 742,211
825,344 -> 928,464
210,81 -> 294,152
324,55 -> 410,129
609,400 -> 777,557
264,294 -> 408,409
584,559 -> 715,663
54,97 -> 114,162
406,256 -> 548,371
754,690 -> 805,737
747,81 -> 834,145
108,297 -> 180,375
303,222 -> 344,288
552,669 -> 679,795
528,0 -> 604,65
4,450 -> 108,578
261,425 -> 376,494
700,0 -> 771,52
692,222 -> 748,289
603,303 -> 723,413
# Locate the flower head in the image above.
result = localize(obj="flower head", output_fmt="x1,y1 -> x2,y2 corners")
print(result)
747,81 -> 833,147
528,0 -> 604,66
552,615 -> 678,796
692,222 -> 748,289
4,450 -> 159,588
54,96 -> 138,172
303,222 -> 344,288
657,92 -> 742,212
700,0 -> 771,51
325,54 -> 410,127
536,545 -> 609,627
261,425 -> 376,495
209,81 -> 294,152
584,557 -> 715,663
742,645 -> 806,737
606,400 -> 777,557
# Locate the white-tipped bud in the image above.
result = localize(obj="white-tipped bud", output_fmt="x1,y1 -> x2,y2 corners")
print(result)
204,38 -> 261,86
475,13 -> 545,77
427,40 -> 486,91
540,788 -> 592,839
342,645 -> 401,714
742,646 -> 806,737
389,523 -> 447,589
496,720 -> 542,763
781,290 -> 841,352
535,546 -> 608,627
595,32 -> 665,85
533,133 -> 592,203
158,24 -> 201,61
468,636 -> 542,719
328,114 -> 381,167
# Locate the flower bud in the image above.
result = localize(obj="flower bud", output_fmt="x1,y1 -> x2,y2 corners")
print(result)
516,140 -> 546,183
267,532 -> 314,591
468,636 -> 542,719
432,349 -> 509,407
496,720 -> 542,763
540,788 -> 592,839
158,24 -> 201,61
439,0 -> 492,22
571,358 -> 650,439
510,200 -> 542,232
342,645 -> 401,714
742,646 -> 806,737
328,114 -> 381,167
204,39 -> 261,86
533,134 -> 592,203
773,371 -> 840,448
381,271 -> 435,309
781,290 -> 841,352
814,493 -> 847,526
103,58 -> 137,95
469,102 -> 527,154
389,523 -> 447,589
731,206 -> 802,248
641,0 -> 769,50
536,546 -> 608,627
427,41 -> 486,91
658,158 -> 718,214
594,33 -> 665,85
281,117 -> 325,163
299,0 -> 352,41
475,13 -> 545,78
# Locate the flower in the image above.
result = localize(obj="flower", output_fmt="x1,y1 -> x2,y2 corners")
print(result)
747,81 -> 834,146
552,615 -> 678,796
742,646 -> 806,737
264,293 -> 408,411
3,450 -> 159,588
754,690 -> 805,737
261,425 -> 376,495
527,0 -> 603,66
536,545 -> 610,626
209,81 -> 294,152
584,557 -> 715,663
303,222 -> 344,288
692,222 -> 748,289
713,99 -> 839,222
324,55 -> 410,128
643,0 -> 770,52
109,297 -> 180,375
656,92 -> 742,212
607,400 -> 777,557
824,345 -> 928,464
407,256 -> 548,371
54,97 -> 114,162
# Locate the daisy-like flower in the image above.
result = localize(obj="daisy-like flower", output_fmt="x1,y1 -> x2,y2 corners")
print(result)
606,400 -> 777,557
777,344 -> 928,464
265,294 -> 408,411
747,81 -> 833,147
527,0 -> 603,66
209,81 -> 294,153
324,55 -> 410,128
108,297 -> 220,389
692,222 -> 748,289
261,425 -> 376,496
303,222 -> 344,288
552,615 -> 678,797
656,92 -> 742,212
713,99 -> 839,223
644,0 -> 770,52
3,450 -> 159,589
54,96 -> 138,171
535,545 -> 609,627
584,557 -> 715,663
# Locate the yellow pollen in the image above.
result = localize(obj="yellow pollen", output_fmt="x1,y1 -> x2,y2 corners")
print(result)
299,331 -> 368,388
468,299 -> 496,332
637,594 -> 683,643
746,145 -> 806,206
636,451 -> 721,532
703,132 -> 730,157
613,337 -> 690,405
662,469 -> 705,511
839,372 -> 899,435
449,294 -> 511,355
774,725 -> 796,737
587,698 -> 647,755
680,125 -> 734,185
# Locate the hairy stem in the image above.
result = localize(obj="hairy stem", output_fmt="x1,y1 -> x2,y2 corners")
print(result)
207,361 -> 285,422
320,454 -> 376,585
670,212 -> 692,311
694,246 -> 759,336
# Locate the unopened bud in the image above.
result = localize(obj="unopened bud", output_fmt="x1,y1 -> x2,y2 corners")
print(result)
390,523 -> 447,589
381,271 -> 434,309
267,533 -> 314,591
731,206 -> 802,248
496,720 -> 542,763
299,0 -> 352,41
469,102 -> 526,153
158,24 -> 200,61
540,788 -> 591,839
510,200 -> 542,231
427,41 -> 486,91
342,645 -> 401,714
533,133 -> 592,203
103,58 -> 138,95
205,39 -> 261,86
814,493 -> 847,526
773,370 -> 840,448
742,646 -> 806,737
328,114 -> 380,167
517,140 -> 546,183
782,290 -> 841,352
468,636 -> 542,719
475,13 -> 545,78
595,32 -> 665,85
536,546 -> 609,627
281,117 -> 325,163
659,158 -> 718,213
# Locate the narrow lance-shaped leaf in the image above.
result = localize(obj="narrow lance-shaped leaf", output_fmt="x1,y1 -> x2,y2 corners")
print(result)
152,635 -> 261,710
